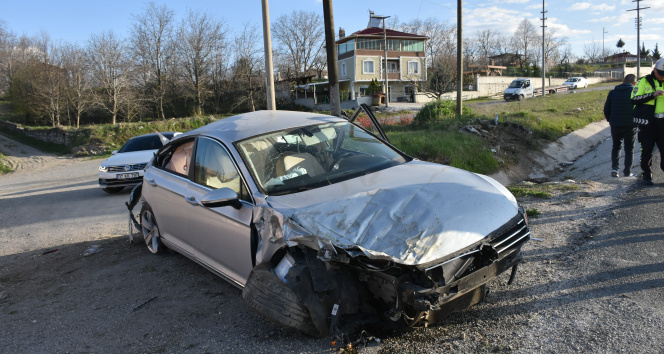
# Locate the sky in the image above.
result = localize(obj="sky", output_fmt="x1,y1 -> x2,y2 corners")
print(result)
1,0 -> 663,60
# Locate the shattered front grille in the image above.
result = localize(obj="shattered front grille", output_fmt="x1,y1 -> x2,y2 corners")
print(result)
107,163 -> 148,172
489,217 -> 530,256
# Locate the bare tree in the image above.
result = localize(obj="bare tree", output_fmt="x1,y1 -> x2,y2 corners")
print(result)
0,20 -> 15,96
175,9 -> 227,116
512,18 -> 538,70
130,2 -> 175,120
533,28 -> 570,70
397,18 -> 456,69
557,44 -> 573,66
583,40 -> 602,63
474,29 -> 500,68
87,31 -> 129,125
60,42 -> 90,128
230,23 -> 263,112
25,34 -> 69,127
41,40 -> 66,127
271,10 -> 324,78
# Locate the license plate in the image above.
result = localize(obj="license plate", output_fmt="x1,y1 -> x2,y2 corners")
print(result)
117,172 -> 139,179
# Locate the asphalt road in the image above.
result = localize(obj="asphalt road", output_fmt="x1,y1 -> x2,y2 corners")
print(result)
0,152 -> 128,257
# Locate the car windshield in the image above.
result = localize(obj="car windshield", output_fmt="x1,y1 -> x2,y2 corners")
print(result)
508,81 -> 524,88
566,78 -> 578,82
237,121 -> 408,195
118,133 -> 174,153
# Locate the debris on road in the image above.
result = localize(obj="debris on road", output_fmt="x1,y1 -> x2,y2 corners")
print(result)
82,245 -> 101,257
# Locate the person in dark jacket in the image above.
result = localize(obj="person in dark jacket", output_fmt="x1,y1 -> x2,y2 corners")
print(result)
604,74 -> 637,177
632,58 -> 664,185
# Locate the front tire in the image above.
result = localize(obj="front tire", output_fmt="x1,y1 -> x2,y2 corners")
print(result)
242,263 -> 321,337
140,204 -> 163,254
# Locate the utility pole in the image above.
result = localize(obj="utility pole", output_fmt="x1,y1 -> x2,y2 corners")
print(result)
602,28 -> 608,61
456,0 -> 463,117
370,11 -> 390,107
323,0 -> 340,116
541,0 -> 546,97
627,0 -> 650,78
261,0 -> 276,110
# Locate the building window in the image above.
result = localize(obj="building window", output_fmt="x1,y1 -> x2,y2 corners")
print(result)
407,60 -> 420,75
387,61 -> 398,73
341,62 -> 347,77
359,86 -> 368,96
386,39 -> 400,51
402,40 -> 424,52
337,39 -> 355,55
362,59 -> 375,74
356,38 -> 382,50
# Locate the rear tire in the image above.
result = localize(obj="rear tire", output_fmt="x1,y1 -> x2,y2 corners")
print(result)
102,186 -> 124,194
242,263 -> 321,337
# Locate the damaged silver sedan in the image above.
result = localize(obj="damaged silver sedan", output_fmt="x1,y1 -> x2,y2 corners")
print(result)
128,108 -> 530,337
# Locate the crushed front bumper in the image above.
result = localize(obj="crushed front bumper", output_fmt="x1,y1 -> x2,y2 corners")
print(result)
400,247 -> 522,323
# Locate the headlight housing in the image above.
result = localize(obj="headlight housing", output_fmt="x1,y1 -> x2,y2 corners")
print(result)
99,165 -> 108,172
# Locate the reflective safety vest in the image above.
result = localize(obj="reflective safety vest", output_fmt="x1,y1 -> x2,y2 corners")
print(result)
632,73 -> 664,116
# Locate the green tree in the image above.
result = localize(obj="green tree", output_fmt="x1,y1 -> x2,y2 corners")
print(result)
616,38 -> 625,50
652,43 -> 661,61
640,42 -> 650,60
367,78 -> 381,95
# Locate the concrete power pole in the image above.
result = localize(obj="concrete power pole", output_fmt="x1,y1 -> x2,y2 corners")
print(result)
370,11 -> 390,108
456,0 -> 463,117
261,0 -> 276,110
628,0 -> 650,78
603,28 -> 608,61
541,0 -> 546,97
323,0 -> 340,116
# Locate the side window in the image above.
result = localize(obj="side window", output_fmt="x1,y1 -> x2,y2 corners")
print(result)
163,140 -> 194,176
193,138 -> 249,201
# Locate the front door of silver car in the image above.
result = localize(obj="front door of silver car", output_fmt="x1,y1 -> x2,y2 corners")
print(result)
185,137 -> 254,287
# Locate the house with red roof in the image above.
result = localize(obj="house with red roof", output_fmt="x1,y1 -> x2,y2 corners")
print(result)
335,19 -> 428,103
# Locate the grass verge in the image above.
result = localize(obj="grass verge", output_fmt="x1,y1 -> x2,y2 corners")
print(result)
508,183 -> 579,199
470,89 -> 607,140
0,152 -> 12,174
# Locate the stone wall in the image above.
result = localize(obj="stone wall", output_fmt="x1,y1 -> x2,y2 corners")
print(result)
0,120 -> 72,145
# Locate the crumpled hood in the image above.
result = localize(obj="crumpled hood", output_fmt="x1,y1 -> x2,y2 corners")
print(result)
266,161 -> 519,266
504,87 -> 521,94
102,150 -> 157,166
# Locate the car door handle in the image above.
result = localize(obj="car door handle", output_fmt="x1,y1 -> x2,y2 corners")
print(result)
146,179 -> 157,187
185,196 -> 198,205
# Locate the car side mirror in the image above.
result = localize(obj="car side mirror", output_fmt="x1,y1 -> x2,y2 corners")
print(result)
200,187 -> 242,209
111,150 -> 118,155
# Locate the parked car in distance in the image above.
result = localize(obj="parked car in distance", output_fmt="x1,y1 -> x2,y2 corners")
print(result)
562,77 -> 588,89
130,108 -> 530,337
98,132 -> 180,193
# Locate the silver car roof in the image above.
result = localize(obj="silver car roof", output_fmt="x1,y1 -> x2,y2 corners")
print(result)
179,110 -> 347,142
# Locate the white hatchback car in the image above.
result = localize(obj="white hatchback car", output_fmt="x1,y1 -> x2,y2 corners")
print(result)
98,132 -> 179,193
563,77 -> 588,89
